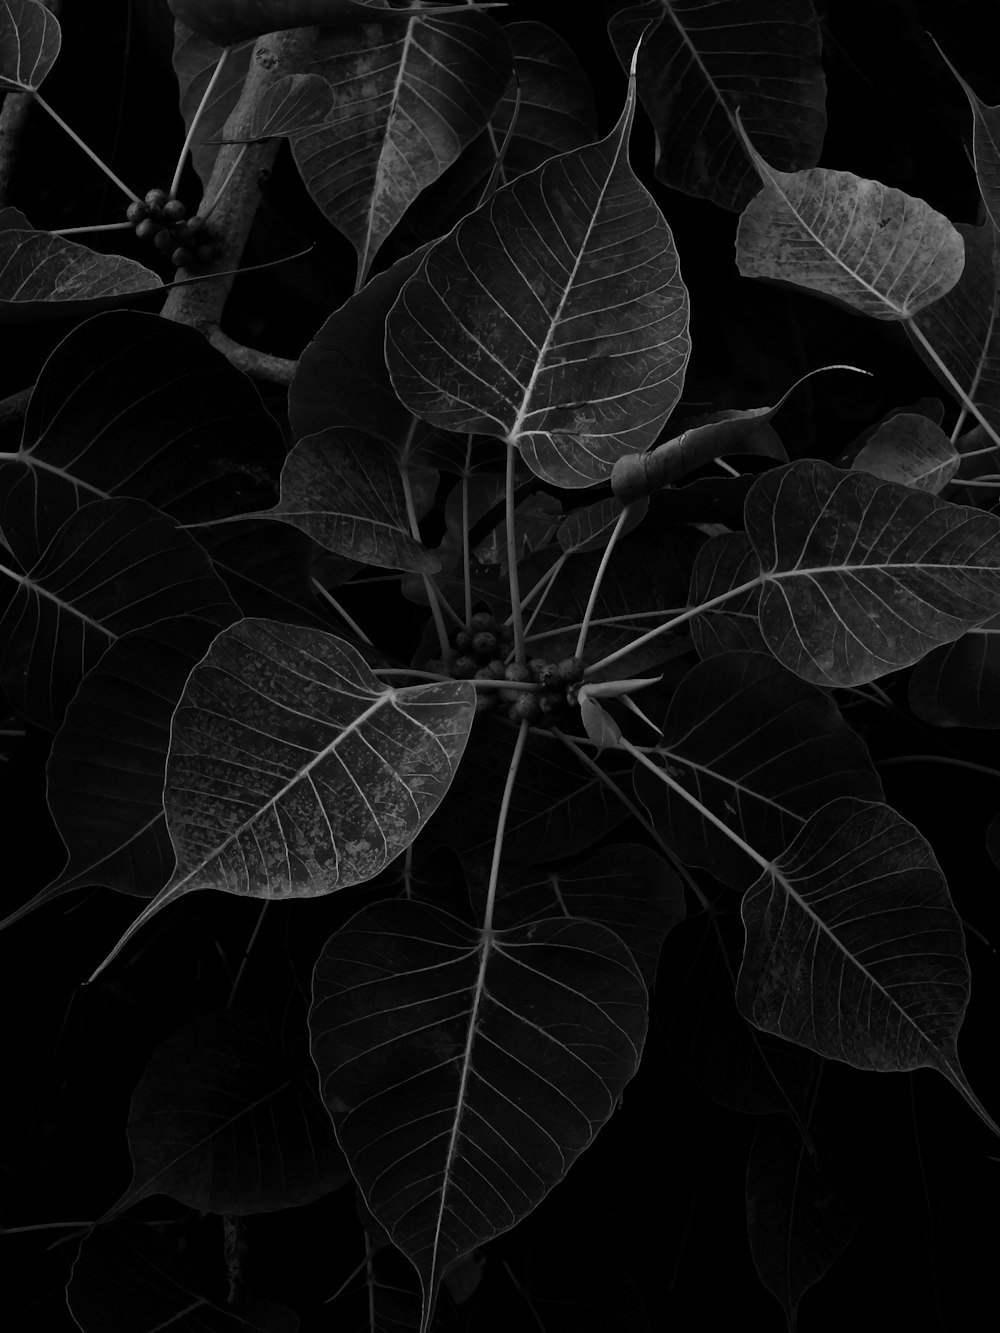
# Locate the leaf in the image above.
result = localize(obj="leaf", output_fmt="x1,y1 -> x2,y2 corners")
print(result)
385,40 -> 691,488
468,843 -> 686,988
0,497 -> 237,731
88,618 -> 476,980
852,412 -> 959,493
608,0 -> 827,212
746,1115 -> 864,1331
291,9 -> 511,286
557,495 -> 647,556
168,0 -> 480,48
688,531 -> 767,657
0,0 -> 60,93
309,898 -> 648,1333
0,618 -> 234,936
0,309 -> 284,564
735,122 -> 965,320
429,715 -> 630,863
270,428 -> 440,572
237,71 -> 333,141
173,25 -> 255,188
701,458 -> 1000,687
907,614 -> 1000,727
736,797 -> 1000,1137
67,1218 -> 299,1333
103,1010 -> 349,1219
633,651 -> 883,889
0,224 -> 161,322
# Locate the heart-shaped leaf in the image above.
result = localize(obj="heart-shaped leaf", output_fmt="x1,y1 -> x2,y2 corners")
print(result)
0,224 -> 161,322
269,428 -> 440,572
310,899 -> 648,1333
736,797 -> 1000,1136
634,651 -> 883,888
88,618 -> 476,980
736,122 -> 965,319
386,39 -> 690,488
0,497 -> 237,731
291,9 -> 510,286
851,412 -> 959,493
67,1218 -> 299,1332
103,1009 -> 349,1220
0,0 -> 60,92
692,458 -> 1000,687
235,71 -> 333,141
688,531 -> 767,657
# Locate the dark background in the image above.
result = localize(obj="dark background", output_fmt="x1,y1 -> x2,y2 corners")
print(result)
3,2 -> 1000,1330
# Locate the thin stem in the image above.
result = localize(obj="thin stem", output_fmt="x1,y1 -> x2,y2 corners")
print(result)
585,577 -> 761,679
400,463 -> 449,656
619,693 -> 660,736
226,901 -> 269,1010
951,476 -> 1000,488
876,754 -> 1000,780
33,94 -> 140,202
907,320 -> 1000,453
171,46 -> 232,199
50,220 -> 133,236
507,555 -> 565,627
483,720 -> 530,931
1,1220 -> 95,1236
622,737 -> 773,875
324,1255 -> 369,1305
505,443 -> 526,664
575,507 -> 629,659
311,579 -> 374,645
714,458 -> 740,476
373,668 -> 541,692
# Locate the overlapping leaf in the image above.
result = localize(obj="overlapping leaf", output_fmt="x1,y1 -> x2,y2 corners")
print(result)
0,221 -> 160,322
692,458 -> 1000,687
240,71 -> 333,141
851,412 -> 959,493
634,651 -> 883,889
557,495 -> 647,556
173,26 -> 255,187
0,497 -> 237,731
103,1010 -> 349,1220
292,10 -> 510,285
310,898 -> 648,1333
609,0 -> 827,212
270,428 -> 439,572
88,618 -> 476,979
907,615 -> 1000,727
68,1218 -> 299,1333
0,0 -> 60,92
386,43 -> 691,488
737,797 -> 1000,1136
688,531 -> 766,657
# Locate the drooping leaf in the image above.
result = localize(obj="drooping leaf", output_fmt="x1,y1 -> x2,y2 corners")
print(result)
907,615 -> 1000,727
735,122 -> 965,320
736,797 -> 1000,1137
67,1218 -> 299,1333
464,843 -> 686,988
0,618 -> 235,936
633,651 -> 883,889
310,898 -> 648,1333
429,715 -> 630,863
88,618 -> 476,980
746,1114 -> 864,1331
291,9 -> 510,286
102,1009 -> 349,1220
693,458 -> 1000,687
386,41 -> 691,488
0,310 -> 284,564
172,25 -> 255,188
0,497 -> 237,731
851,412 -> 959,493
608,0 -> 827,212
269,428 -> 440,572
0,224 -> 161,322
0,0 -> 60,93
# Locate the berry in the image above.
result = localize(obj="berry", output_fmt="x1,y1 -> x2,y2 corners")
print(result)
528,657 -> 548,679
472,630 -> 497,657
555,657 -> 586,684
474,663 -> 504,681
126,200 -> 149,224
470,611 -> 495,632
144,187 -> 168,214
453,630 -> 472,653
475,693 -> 497,715
535,663 -> 560,689
134,217 -> 158,242
153,227 -> 176,254
508,694 -> 542,724
538,690 -> 565,716
503,663 -> 531,684
162,198 -> 187,223
487,659 -> 507,677
171,246 -> 195,268
453,656 -> 477,679
196,242 -> 219,264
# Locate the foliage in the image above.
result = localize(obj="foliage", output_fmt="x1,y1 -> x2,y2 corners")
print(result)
2,1 -> 1000,1331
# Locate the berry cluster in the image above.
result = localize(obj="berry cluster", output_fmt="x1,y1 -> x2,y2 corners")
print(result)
126,189 -> 222,270
427,610 -> 585,726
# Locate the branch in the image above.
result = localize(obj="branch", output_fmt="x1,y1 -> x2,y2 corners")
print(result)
207,327 -> 297,384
